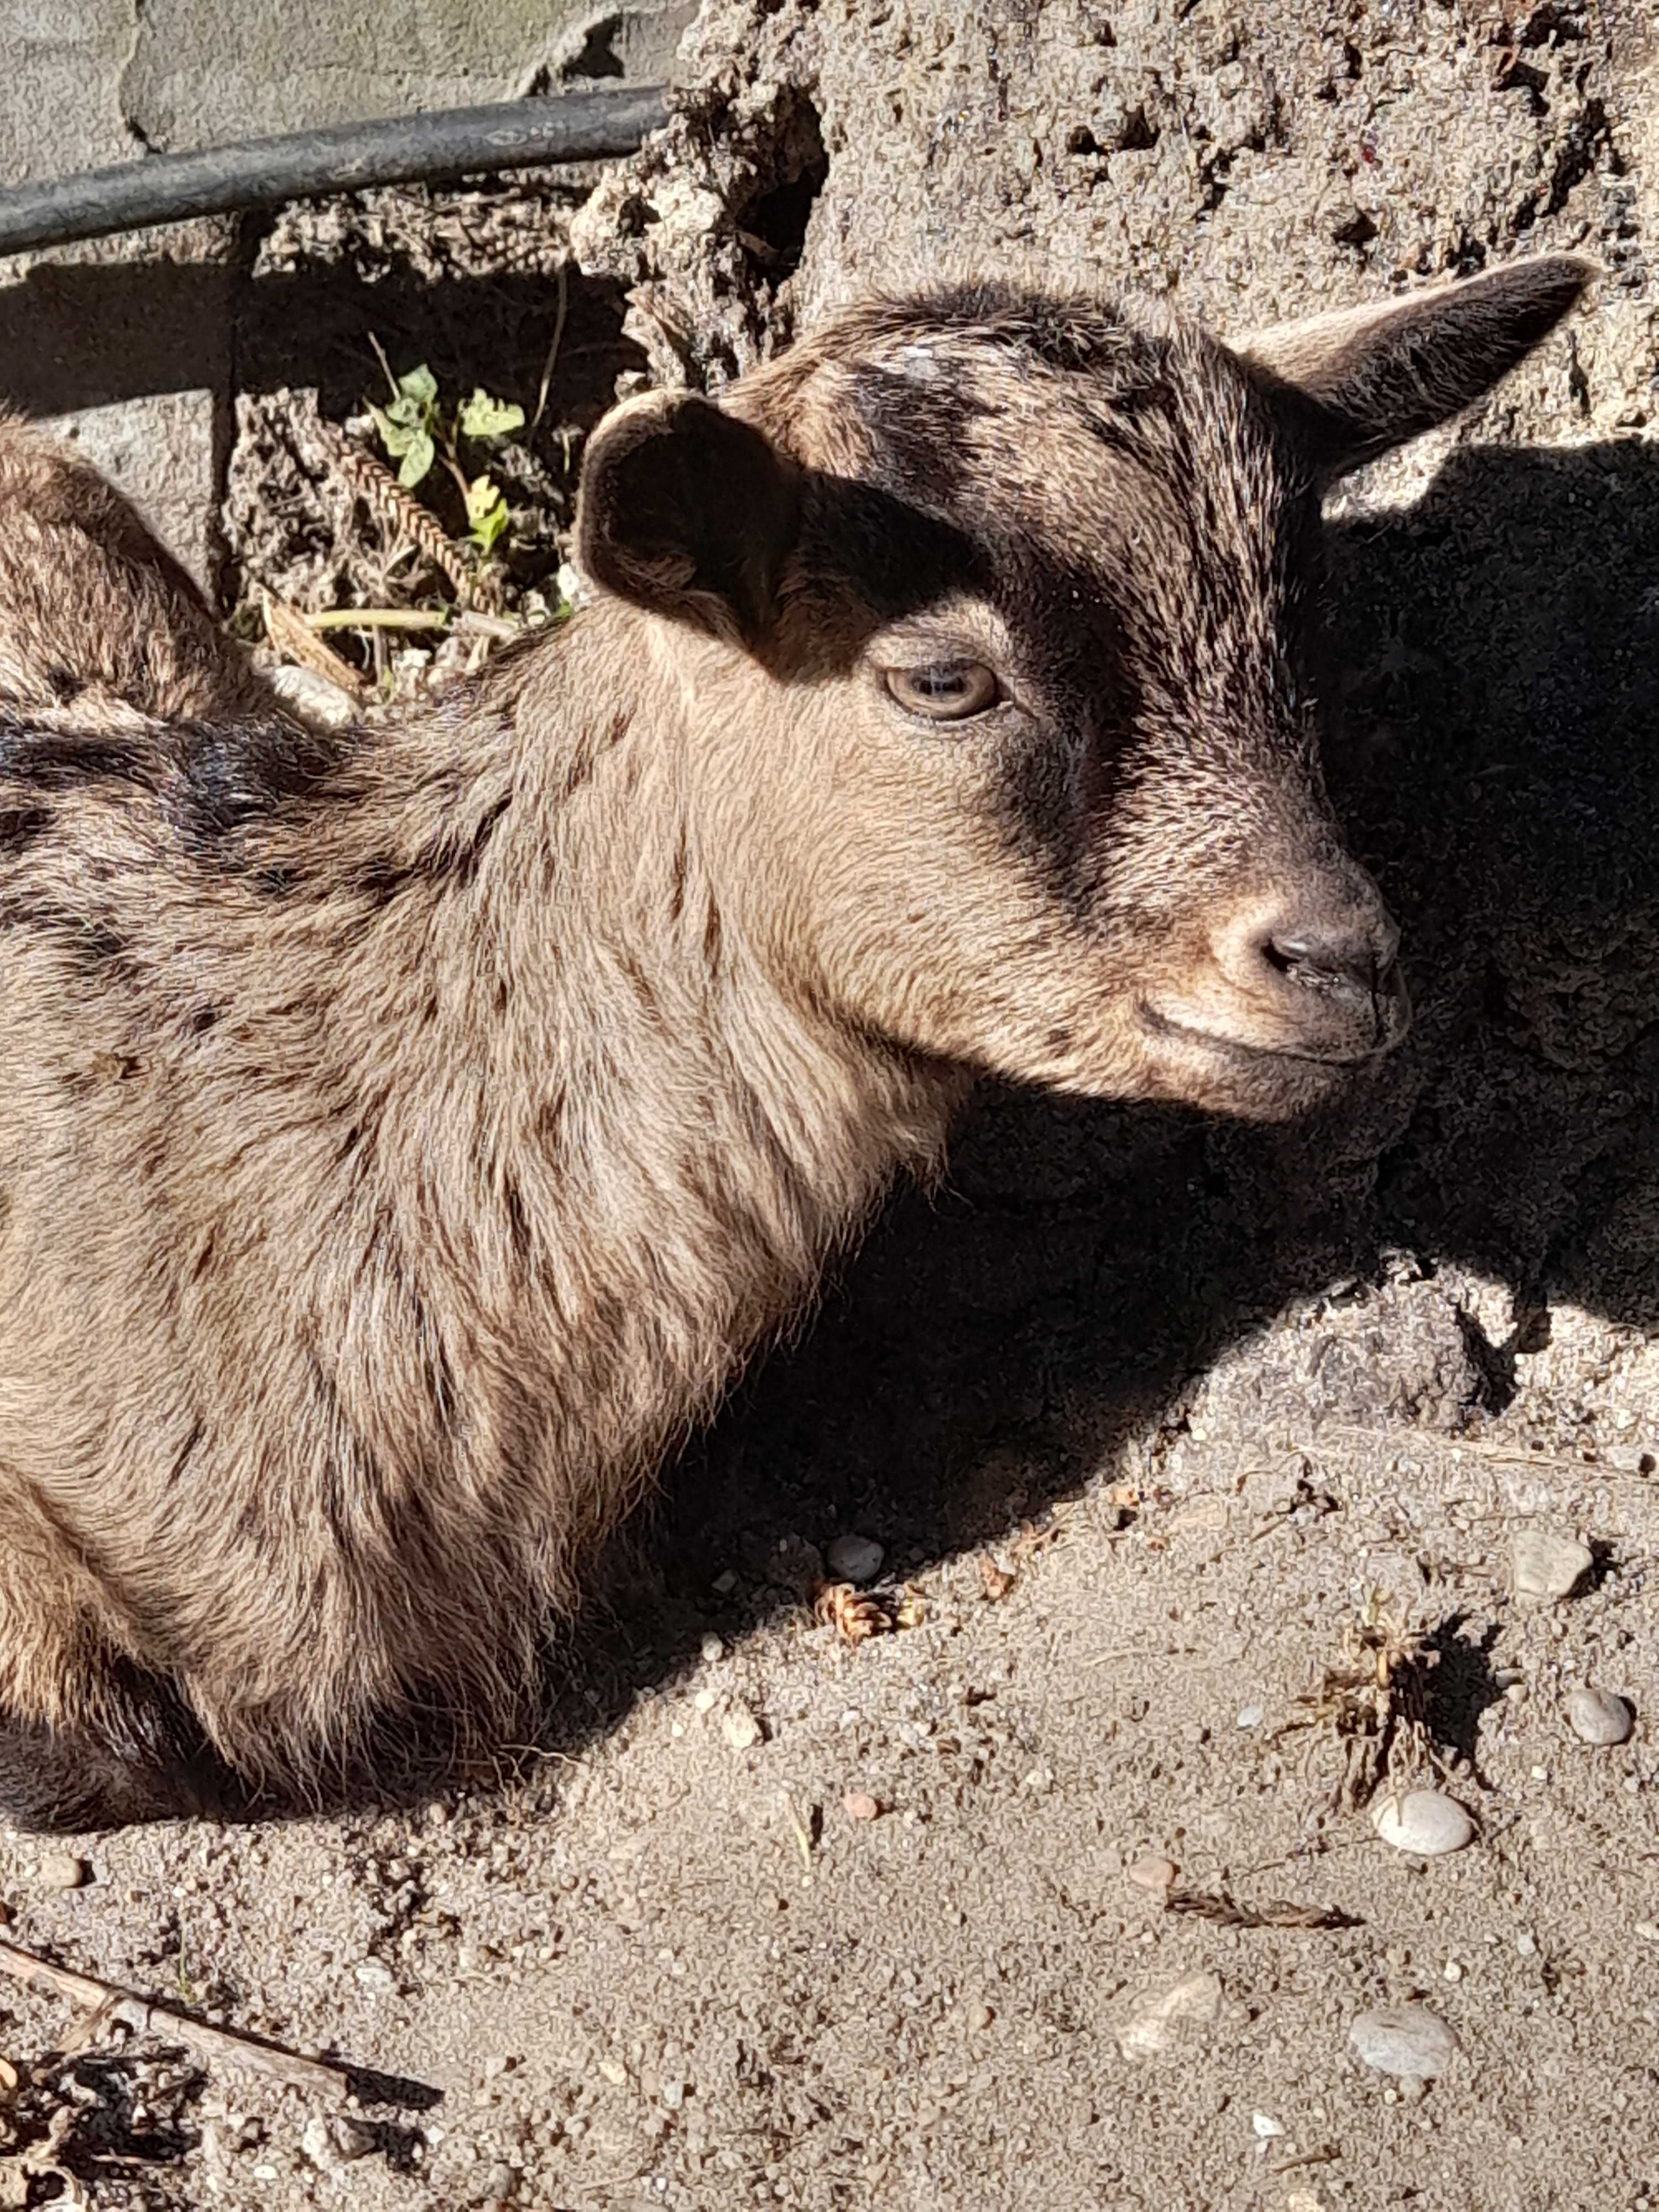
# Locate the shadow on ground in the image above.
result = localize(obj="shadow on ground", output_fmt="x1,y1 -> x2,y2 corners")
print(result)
535,432 -> 1659,1767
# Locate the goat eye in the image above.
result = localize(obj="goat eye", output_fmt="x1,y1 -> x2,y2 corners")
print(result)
883,661 -> 1000,722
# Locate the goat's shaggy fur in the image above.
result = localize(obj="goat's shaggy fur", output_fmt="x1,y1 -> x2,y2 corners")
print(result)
0,257 -> 1589,1825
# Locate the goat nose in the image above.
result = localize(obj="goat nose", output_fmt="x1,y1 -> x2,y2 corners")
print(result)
1264,909 -> 1401,995
1274,907 -> 1407,995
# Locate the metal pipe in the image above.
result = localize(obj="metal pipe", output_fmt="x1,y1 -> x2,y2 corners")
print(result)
0,86 -> 668,259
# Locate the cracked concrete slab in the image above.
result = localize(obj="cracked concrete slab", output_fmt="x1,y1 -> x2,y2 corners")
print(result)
120,0 -> 665,148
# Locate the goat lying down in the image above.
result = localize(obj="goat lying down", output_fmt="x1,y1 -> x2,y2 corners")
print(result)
0,255 -> 1589,1827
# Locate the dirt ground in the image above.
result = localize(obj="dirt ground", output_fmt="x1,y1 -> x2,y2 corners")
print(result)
2,2 -> 1657,2207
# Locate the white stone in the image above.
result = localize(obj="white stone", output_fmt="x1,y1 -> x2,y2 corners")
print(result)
698,1633 -> 724,1663
1511,1529 -> 1593,1604
1371,1789 -> 1474,1856
300,2115 -> 337,2172
721,1703 -> 762,1751
1251,2112 -> 1285,2138
37,1851 -> 88,1891
1348,2004 -> 1459,2079
1117,1970 -> 1223,2059
1567,1686 -> 1634,1746
826,1534 -> 884,1584
354,1959 -> 394,1990
268,662 -> 358,731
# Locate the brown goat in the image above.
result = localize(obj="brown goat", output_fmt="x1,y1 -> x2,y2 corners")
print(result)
0,256 -> 1588,1827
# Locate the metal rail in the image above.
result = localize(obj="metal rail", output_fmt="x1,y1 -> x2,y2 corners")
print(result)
0,85 -> 668,258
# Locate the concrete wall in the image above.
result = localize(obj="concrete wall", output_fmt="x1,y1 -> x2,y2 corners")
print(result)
0,0 -> 684,591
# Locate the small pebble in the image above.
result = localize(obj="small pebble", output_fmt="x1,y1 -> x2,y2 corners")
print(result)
1371,1790 -> 1474,1856
354,1960 -> 394,1991
473,2161 -> 517,2205
692,1689 -> 716,1714
1442,1959 -> 1463,1983
1510,1529 -> 1593,1605
698,1633 -> 724,1664
1127,1856 -> 1179,1893
1236,1705 -> 1264,1730
1348,2004 -> 1459,2079
826,1533 -> 884,1584
1118,1970 -> 1223,2059
660,2079 -> 685,2110
268,663 -> 358,732
597,2059 -> 628,2086
300,2115 -> 337,2172
1516,1932 -> 1537,1958
711,1569 -> 738,1597
1567,1686 -> 1634,1746
966,2001 -> 993,2030
842,1791 -> 881,1822
1251,2112 -> 1286,2138
722,1703 -> 762,1752
38,1853 -> 88,1892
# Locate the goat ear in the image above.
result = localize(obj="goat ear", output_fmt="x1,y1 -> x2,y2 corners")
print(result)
576,390 -> 800,646
1237,254 -> 1595,477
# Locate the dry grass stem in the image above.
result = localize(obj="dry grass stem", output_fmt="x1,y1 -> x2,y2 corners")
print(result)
0,1938 -> 351,2098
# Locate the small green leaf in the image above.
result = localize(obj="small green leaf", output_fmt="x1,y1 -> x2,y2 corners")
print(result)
397,363 -> 440,409
463,473 -> 510,554
367,401 -> 413,457
460,389 -> 526,442
395,428 -> 436,489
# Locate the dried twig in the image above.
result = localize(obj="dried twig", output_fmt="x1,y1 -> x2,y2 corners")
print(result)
0,1938 -> 350,2098
305,607 -> 452,633
1164,1888 -> 1361,1932
531,259 -> 571,437
261,590 -> 366,693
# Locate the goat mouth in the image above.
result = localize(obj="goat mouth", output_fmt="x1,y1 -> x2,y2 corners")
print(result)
1139,1004 -> 1395,1072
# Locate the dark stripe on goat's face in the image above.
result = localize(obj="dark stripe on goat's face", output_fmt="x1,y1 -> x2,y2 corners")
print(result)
820,317 -> 1319,910
791,478 -> 988,632
842,367 -> 989,515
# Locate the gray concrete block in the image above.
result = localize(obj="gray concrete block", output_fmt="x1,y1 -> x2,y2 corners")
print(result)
0,0 -> 135,184
43,388 -> 223,594
123,0 -> 612,149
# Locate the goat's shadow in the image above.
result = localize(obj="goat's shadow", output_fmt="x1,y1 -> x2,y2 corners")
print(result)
530,431 -> 1659,1759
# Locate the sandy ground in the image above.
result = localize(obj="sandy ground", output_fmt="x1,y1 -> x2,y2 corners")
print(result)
2,2 -> 1658,2207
